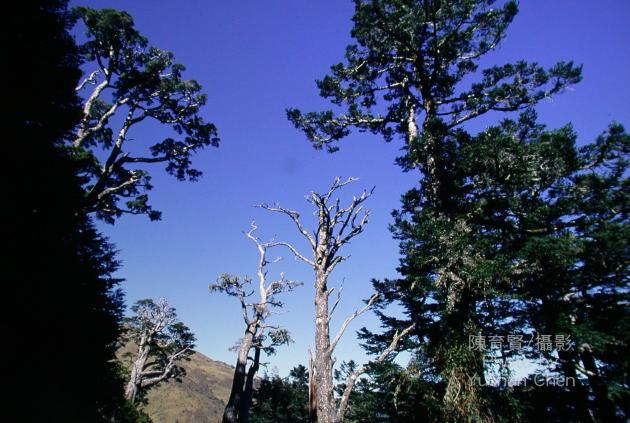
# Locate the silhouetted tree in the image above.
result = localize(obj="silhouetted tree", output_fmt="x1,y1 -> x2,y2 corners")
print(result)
5,2 -> 128,420
71,7 -> 220,222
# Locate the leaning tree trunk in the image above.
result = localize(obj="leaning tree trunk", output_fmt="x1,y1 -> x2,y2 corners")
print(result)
125,340 -> 150,403
223,325 -> 256,423
238,346 -> 261,423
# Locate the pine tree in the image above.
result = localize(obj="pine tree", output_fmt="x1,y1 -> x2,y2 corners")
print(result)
288,1 -> 581,421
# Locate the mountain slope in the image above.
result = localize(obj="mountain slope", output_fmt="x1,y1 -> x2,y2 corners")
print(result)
122,347 -> 234,423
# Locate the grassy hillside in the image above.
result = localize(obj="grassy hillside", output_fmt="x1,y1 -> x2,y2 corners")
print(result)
142,351 -> 233,423
120,345 -> 234,423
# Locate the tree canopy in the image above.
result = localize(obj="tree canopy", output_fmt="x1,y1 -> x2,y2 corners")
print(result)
72,7 -> 219,222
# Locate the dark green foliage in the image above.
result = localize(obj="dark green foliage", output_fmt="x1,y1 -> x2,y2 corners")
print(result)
249,366 -> 310,423
288,0 -> 581,157
5,2 -> 128,420
512,123 -> 630,421
72,7 -> 219,222
340,360 -> 442,422
286,1 -> 630,421
360,117 -> 629,422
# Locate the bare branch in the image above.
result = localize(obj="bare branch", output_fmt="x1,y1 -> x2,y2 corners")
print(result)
75,57 -> 113,148
267,241 -> 314,266
329,286 -> 343,319
336,322 -> 416,421
244,222 -> 269,304
74,97 -> 130,147
95,172 -> 140,201
75,69 -> 101,92
140,347 -> 191,388
257,203 -> 316,248
329,294 -> 379,355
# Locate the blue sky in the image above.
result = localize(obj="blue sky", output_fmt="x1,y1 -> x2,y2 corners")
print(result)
72,0 -> 629,376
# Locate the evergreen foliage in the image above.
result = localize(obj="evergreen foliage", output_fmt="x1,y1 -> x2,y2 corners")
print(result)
289,1 -> 626,422
250,366 -> 310,423
5,1 -> 131,420
71,7 -> 219,222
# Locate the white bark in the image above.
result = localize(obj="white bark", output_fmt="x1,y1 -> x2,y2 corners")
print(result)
217,222 -> 299,423
262,177 -> 409,423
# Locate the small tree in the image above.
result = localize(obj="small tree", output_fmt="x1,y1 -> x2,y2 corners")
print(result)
72,7 -> 219,222
260,177 -> 415,423
123,298 -> 196,404
211,222 -> 300,423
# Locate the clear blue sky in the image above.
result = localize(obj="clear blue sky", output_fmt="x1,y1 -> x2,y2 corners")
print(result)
72,0 -> 629,376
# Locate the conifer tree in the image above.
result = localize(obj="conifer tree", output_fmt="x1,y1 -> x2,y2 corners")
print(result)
5,1 -> 130,420
71,7 -> 219,222
288,1 -> 581,421
212,223 -> 299,423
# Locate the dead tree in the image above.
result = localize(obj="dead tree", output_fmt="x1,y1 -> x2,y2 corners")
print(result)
123,298 -> 195,404
260,177 -> 415,423
211,222 -> 299,423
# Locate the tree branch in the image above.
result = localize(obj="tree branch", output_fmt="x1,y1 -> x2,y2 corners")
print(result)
336,322 -> 416,421
257,203 -> 316,248
329,294 -> 379,355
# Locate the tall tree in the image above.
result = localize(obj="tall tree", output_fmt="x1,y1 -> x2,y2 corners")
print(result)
211,223 -> 299,423
71,7 -> 219,222
260,177 -> 414,423
5,1 -> 129,420
288,1 -> 581,420
123,298 -> 196,404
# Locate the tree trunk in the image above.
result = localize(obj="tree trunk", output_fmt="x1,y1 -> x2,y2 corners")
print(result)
581,348 -> 616,422
314,268 -> 335,423
223,325 -> 255,423
309,352 -> 318,422
125,342 -> 150,403
238,346 -> 260,423
558,349 -> 596,423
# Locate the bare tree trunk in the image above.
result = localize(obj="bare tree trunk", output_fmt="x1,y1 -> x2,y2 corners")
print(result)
260,178 -> 411,423
216,223 -> 299,423
308,351 -> 318,423
314,269 -> 335,423
223,325 -> 256,423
